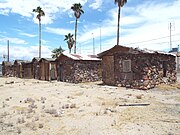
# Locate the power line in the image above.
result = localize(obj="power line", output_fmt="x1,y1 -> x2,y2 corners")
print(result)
125,33 -> 180,45
138,39 -> 180,46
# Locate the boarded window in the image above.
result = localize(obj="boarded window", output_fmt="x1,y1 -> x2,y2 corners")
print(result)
123,60 -> 131,72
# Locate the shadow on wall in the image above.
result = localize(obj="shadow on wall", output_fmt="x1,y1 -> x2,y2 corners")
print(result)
0,64 -> 2,76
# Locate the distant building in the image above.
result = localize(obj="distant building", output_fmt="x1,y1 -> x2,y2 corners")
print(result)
2,61 -> 14,77
98,45 -> 176,90
169,47 -> 178,53
169,47 -> 180,72
0,64 -> 2,76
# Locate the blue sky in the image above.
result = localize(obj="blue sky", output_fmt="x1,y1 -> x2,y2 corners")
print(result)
0,0 -> 180,63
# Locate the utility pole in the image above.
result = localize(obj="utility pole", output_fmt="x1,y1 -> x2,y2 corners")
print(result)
7,40 -> 9,62
169,22 -> 172,51
92,33 -> 95,55
169,22 -> 175,51
79,43 -> 81,54
99,21 -> 102,53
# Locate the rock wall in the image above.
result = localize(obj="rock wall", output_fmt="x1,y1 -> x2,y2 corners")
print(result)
113,53 -> 176,90
2,65 -> 14,77
62,60 -> 102,83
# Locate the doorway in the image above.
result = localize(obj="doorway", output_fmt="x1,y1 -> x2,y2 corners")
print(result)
59,64 -> 64,81
162,61 -> 167,77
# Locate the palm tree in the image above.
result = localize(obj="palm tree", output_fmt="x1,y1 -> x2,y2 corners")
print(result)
64,33 -> 74,53
114,0 -> 127,46
33,6 -> 45,58
51,46 -> 65,58
71,3 -> 84,54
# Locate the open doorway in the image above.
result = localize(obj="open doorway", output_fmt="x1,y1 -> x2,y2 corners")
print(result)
59,64 -> 64,81
162,61 -> 167,77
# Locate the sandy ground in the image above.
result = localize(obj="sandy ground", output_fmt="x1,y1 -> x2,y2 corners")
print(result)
0,77 -> 179,135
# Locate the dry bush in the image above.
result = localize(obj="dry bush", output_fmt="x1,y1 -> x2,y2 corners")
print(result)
136,94 -> 144,99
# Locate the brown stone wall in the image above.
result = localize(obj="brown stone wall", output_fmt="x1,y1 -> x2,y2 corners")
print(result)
113,53 -> 176,90
62,59 -> 75,82
58,58 -> 102,83
2,65 -> 14,77
73,61 -> 102,83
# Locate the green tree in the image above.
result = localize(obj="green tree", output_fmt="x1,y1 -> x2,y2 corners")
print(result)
71,3 -> 84,54
114,0 -> 127,45
33,6 -> 45,58
64,33 -> 74,53
51,46 -> 65,58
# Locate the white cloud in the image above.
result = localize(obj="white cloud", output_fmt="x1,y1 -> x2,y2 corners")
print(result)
45,27 -> 73,36
86,0 -> 180,53
19,33 -> 37,38
119,0 -> 180,51
41,39 -> 49,45
89,0 -> 103,10
0,0 -> 40,17
0,0 -> 88,24
0,44 -> 52,63
0,8 -> 10,15
0,37 -> 27,45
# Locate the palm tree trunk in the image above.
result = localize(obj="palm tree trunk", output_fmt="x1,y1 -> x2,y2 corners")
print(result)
117,6 -> 121,46
39,20 -> 41,58
74,18 -> 78,54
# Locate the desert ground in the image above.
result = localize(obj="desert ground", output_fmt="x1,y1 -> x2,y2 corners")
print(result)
0,77 -> 179,135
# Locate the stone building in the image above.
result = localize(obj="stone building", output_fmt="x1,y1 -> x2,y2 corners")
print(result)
56,52 -> 102,83
2,61 -> 14,77
98,45 -> 176,90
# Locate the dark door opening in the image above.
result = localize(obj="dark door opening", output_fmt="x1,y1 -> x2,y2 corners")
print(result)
59,64 -> 64,81
163,61 -> 167,77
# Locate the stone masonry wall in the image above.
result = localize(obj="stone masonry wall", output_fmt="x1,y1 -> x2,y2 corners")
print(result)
114,53 -> 176,90
62,60 -> 102,83
2,65 -> 14,77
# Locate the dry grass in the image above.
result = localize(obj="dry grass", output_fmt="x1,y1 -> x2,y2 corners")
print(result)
12,106 -> 28,111
72,91 -> 84,96
157,82 -> 180,90
175,96 -> 180,102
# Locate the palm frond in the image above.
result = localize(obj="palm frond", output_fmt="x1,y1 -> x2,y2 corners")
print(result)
114,0 -> 127,7
33,6 -> 45,21
71,3 -> 84,18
